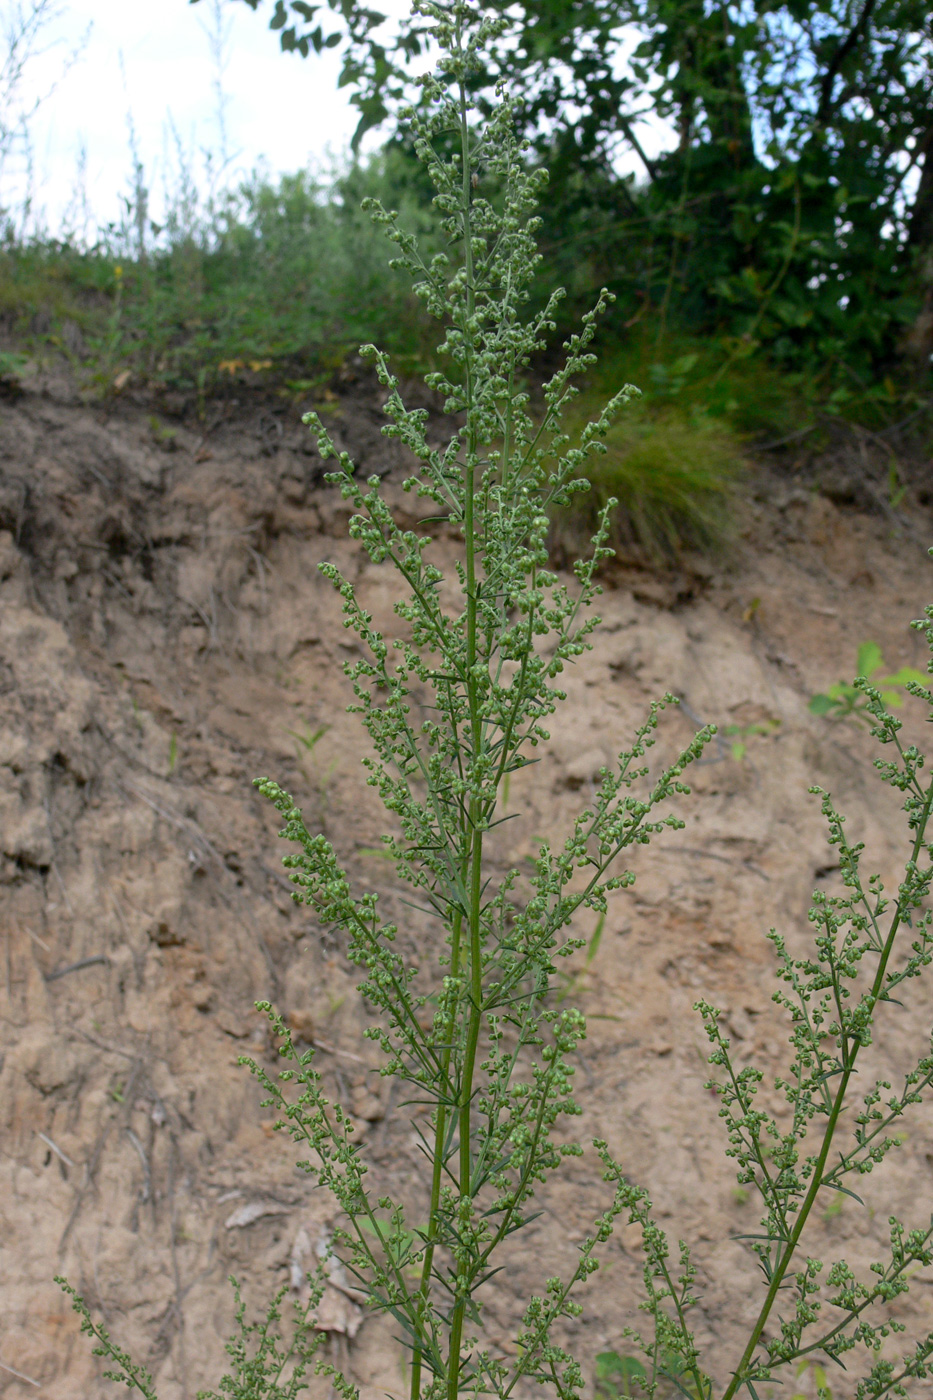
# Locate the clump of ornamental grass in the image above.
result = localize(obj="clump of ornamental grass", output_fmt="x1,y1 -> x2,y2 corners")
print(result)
60,3 -> 933,1398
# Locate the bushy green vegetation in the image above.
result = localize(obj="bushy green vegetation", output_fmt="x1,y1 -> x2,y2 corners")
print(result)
0,130 -> 870,437
1,0 -> 929,566
0,151 -> 444,397
241,0 -> 933,397
548,333 -> 812,561
0,145 -> 772,562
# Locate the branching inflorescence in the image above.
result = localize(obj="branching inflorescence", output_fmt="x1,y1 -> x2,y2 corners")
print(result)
60,4 -> 933,1398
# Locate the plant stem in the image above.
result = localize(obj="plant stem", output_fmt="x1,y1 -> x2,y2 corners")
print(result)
446,36 -> 484,1400
411,913 -> 460,1400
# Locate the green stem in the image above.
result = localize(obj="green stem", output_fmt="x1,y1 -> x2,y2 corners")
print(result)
411,904 -> 464,1400
445,36 -> 485,1400
447,820 -> 484,1400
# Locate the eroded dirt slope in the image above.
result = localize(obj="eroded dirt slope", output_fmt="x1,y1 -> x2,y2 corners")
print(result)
2,370 -> 933,1398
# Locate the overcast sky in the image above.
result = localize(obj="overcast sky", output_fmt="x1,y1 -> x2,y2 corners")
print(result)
4,0 -> 413,236
3,0 -> 670,240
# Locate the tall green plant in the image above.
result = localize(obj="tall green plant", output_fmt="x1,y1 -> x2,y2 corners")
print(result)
62,3 -> 933,1398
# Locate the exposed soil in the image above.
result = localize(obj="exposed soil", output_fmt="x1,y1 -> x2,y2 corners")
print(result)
3,364 -> 933,1399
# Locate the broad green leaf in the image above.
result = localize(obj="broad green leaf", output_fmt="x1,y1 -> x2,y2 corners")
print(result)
877,667 -> 927,687
856,641 -> 883,678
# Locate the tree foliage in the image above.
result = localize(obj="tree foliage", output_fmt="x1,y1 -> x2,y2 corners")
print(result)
211,0 -> 933,387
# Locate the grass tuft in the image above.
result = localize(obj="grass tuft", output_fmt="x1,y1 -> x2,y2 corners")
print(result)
556,399 -> 744,562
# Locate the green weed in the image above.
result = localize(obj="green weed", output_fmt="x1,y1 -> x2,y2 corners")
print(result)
0,349 -> 28,387
556,909 -> 608,1003
594,1349 -> 649,1399
722,719 -> 780,762
287,722 -> 329,755
60,6 -> 933,1400
791,1358 -> 833,1400
0,151 -> 442,398
809,642 -> 927,726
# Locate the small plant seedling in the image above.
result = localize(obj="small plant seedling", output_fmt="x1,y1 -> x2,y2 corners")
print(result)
287,722 -> 329,754
147,415 -> 178,448
594,1349 -> 649,1399
289,723 -> 340,817
809,641 -> 926,724
0,349 -> 29,389
889,461 -> 907,512
129,695 -> 145,735
556,909 -> 607,1003
595,1347 -> 711,1400
791,1357 -> 833,1400
721,718 -> 780,761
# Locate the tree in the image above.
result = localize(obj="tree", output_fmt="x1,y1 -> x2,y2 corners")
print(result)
208,0 -> 933,383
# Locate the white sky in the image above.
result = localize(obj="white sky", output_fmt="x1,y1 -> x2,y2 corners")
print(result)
3,0 -> 413,236
2,0 -> 672,240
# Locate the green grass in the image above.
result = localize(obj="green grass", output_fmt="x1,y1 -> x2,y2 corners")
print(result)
0,150 -> 443,399
553,393 -> 745,562
543,327 -> 820,562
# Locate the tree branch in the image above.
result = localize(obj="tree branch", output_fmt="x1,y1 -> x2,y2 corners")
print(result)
816,0 -> 879,126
